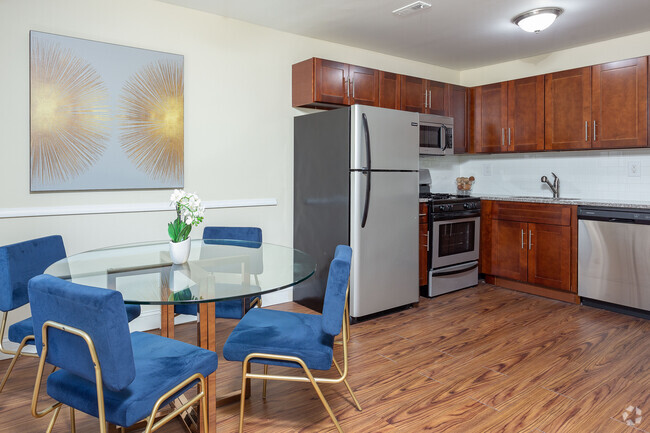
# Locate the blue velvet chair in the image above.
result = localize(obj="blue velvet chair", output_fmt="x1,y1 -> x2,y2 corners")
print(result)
28,274 -> 218,433
223,245 -> 362,433
0,236 -> 141,394
174,226 -> 263,319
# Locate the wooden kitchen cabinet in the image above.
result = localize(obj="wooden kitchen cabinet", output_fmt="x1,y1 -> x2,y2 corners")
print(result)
400,75 -> 447,115
379,71 -> 401,109
482,201 -> 577,302
471,82 -> 507,153
545,59 -> 648,150
292,58 -> 379,108
471,77 -> 544,153
446,84 -> 468,154
419,203 -> 429,287
591,57 -> 648,149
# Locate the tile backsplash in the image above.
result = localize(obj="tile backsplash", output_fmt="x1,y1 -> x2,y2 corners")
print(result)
420,149 -> 650,201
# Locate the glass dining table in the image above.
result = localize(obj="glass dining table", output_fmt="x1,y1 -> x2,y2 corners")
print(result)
44,238 -> 316,433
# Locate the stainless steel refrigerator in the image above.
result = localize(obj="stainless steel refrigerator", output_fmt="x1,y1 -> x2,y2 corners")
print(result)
294,105 -> 420,319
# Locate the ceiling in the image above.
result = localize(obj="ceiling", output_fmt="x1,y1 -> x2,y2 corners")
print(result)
158,0 -> 650,70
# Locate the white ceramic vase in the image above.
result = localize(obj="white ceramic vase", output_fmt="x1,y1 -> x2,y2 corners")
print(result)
169,237 -> 191,264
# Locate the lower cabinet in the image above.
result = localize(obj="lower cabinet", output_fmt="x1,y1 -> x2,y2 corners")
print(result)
482,201 -> 578,302
419,203 -> 429,287
492,220 -> 571,291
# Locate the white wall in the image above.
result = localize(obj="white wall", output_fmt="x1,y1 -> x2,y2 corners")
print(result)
461,30 -> 650,86
0,0 -> 459,350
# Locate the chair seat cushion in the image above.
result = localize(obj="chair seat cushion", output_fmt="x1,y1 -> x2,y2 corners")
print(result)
47,331 -> 218,428
8,317 -> 34,345
174,296 -> 261,319
124,304 -> 141,322
223,308 -> 334,371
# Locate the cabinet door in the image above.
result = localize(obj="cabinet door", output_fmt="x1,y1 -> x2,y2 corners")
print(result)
447,84 -> 468,154
426,80 -> 447,115
379,71 -> 401,109
508,76 -> 544,152
473,82 -> 508,153
492,219 -> 527,281
545,67 -> 592,150
527,223 -> 571,291
349,65 -> 379,107
400,75 -> 426,113
419,204 -> 429,286
314,58 -> 349,105
592,57 -> 648,149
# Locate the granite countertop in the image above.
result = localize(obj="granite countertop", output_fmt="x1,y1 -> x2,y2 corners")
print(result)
477,194 -> 650,209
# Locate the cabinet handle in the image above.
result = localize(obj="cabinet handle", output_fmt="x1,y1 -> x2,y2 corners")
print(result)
429,90 -> 432,108
418,213 -> 427,217
528,230 -> 532,250
508,128 -> 511,146
593,120 -> 597,141
351,78 -> 355,99
585,121 -> 589,141
502,128 -> 505,147
426,231 -> 430,252
521,229 -> 525,249
424,90 -> 428,108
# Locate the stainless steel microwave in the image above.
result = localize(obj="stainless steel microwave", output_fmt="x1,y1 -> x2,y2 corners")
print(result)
419,114 -> 454,156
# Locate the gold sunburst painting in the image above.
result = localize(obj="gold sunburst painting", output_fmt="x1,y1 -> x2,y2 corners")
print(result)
30,31 -> 184,191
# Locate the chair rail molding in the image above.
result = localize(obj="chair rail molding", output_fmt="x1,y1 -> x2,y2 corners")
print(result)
0,198 -> 278,219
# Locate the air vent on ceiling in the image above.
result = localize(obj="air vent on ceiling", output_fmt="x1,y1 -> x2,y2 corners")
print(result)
392,1 -> 432,16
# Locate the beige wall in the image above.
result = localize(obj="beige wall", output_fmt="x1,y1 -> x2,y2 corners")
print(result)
461,30 -> 650,86
0,0 -> 458,344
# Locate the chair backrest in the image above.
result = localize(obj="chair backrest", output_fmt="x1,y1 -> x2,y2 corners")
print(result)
202,226 -> 263,274
0,235 -> 67,312
321,245 -> 352,337
28,275 -> 136,392
203,226 -> 262,245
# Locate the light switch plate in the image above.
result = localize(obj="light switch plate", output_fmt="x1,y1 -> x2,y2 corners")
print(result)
628,161 -> 641,177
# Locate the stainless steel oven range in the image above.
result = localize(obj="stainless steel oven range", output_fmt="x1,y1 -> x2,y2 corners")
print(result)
420,192 -> 480,297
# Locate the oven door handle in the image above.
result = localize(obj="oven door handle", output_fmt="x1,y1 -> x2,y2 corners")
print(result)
430,261 -> 478,277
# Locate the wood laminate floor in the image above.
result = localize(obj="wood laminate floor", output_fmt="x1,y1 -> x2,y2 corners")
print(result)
2,282 -> 650,432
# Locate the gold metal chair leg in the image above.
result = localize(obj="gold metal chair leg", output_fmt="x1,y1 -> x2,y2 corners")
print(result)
301,365 -> 343,433
70,407 -> 76,433
0,335 -> 33,393
332,359 -> 361,411
262,365 -> 268,399
239,360 -> 248,433
46,405 -> 62,433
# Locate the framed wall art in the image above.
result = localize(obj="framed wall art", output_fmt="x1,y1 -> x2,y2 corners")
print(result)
30,31 -> 184,191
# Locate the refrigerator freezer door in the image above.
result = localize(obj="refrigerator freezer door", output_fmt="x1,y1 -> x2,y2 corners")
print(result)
351,105 -> 419,171
350,170 -> 419,318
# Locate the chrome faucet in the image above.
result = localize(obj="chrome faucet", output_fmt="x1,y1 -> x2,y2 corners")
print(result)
541,172 -> 560,198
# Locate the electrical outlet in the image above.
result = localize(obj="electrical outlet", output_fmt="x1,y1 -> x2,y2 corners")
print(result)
628,161 -> 641,177
482,164 -> 492,176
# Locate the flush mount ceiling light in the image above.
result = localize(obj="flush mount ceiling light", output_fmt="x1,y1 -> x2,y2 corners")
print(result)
392,1 -> 432,17
512,7 -> 564,33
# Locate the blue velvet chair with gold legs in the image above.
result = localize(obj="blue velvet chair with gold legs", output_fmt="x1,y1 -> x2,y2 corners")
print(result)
28,274 -> 218,433
223,245 -> 362,433
0,235 -> 141,394
174,226 -> 263,319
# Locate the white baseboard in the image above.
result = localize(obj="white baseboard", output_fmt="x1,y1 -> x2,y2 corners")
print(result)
0,198 -> 277,219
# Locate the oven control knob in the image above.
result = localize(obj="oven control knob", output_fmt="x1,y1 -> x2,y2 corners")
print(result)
463,202 -> 473,209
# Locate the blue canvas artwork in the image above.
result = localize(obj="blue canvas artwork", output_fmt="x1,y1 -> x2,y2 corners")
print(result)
30,31 -> 184,191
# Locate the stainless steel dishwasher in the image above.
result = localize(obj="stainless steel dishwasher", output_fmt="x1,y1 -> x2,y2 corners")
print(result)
578,206 -> 650,311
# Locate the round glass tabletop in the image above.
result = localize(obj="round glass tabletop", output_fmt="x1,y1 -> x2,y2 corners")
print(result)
44,239 -> 316,305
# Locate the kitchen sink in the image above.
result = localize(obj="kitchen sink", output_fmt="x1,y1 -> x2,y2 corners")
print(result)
508,196 -> 580,201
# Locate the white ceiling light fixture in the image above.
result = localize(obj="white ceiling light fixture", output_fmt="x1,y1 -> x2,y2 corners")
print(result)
392,1 -> 432,17
512,7 -> 564,33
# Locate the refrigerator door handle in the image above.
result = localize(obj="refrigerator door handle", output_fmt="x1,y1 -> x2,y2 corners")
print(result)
361,113 -> 372,228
